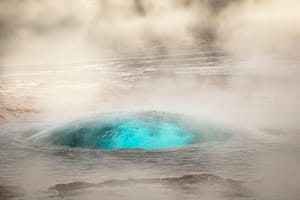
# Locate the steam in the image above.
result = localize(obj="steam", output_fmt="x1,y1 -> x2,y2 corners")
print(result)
1,0 -> 299,67
1,0 -> 300,199
0,0 -> 299,147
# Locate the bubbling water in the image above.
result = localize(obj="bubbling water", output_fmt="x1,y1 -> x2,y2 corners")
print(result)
29,112 -> 230,150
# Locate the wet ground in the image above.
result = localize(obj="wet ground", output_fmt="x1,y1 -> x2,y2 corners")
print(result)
1,46 -> 300,200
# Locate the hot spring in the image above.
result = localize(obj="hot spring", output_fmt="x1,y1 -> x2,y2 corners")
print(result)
29,111 -> 230,151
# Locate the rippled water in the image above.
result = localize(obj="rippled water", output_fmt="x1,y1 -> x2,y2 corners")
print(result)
1,47 -> 300,200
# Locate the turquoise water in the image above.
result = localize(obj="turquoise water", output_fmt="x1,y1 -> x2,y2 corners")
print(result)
99,119 -> 195,150
30,112 -> 229,151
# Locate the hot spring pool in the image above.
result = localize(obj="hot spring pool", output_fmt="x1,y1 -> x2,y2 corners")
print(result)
29,111 -> 230,151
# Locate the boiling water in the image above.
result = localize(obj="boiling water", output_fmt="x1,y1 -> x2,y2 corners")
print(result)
0,47 -> 299,200
29,112 -> 231,150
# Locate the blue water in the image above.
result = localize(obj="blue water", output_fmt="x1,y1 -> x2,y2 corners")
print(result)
99,119 -> 195,150
30,112 -> 229,151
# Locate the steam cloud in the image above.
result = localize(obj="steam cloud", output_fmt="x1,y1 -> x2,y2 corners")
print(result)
1,0 -> 300,199
1,1 -> 300,144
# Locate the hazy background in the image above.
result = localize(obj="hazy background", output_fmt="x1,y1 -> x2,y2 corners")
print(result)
0,1 -> 300,199
0,0 -> 299,63
0,0 -> 299,128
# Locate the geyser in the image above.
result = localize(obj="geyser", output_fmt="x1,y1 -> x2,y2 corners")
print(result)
30,112 -> 229,150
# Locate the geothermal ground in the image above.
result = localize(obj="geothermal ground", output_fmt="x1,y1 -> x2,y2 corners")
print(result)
1,1 -> 300,200
1,47 -> 300,200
